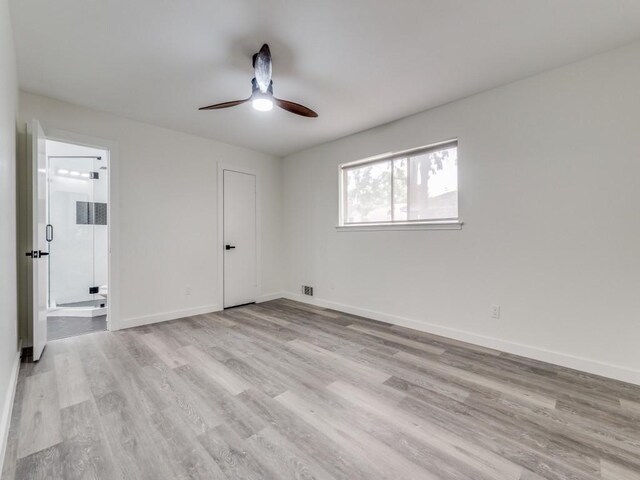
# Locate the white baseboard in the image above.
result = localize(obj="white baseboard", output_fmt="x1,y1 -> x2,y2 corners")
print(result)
281,292 -> 640,386
113,293 -> 286,330
115,304 -> 221,330
257,292 -> 285,303
0,343 -> 22,475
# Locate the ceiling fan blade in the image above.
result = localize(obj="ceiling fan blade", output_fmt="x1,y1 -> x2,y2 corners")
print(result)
254,44 -> 272,93
198,98 -> 250,110
274,98 -> 318,118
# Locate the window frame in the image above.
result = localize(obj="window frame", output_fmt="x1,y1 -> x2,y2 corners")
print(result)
337,139 -> 462,231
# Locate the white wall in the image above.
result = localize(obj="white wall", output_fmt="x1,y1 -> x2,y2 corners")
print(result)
0,0 -> 19,470
282,40 -> 640,384
19,92 -> 282,331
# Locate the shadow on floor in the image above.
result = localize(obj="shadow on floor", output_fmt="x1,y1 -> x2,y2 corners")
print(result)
47,315 -> 107,341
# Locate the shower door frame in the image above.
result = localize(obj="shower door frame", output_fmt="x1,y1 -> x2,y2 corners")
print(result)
44,127 -> 119,331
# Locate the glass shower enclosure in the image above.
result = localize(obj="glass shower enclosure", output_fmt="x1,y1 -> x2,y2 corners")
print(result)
46,141 -> 108,316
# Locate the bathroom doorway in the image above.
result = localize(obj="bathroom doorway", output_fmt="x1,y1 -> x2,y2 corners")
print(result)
45,139 -> 109,340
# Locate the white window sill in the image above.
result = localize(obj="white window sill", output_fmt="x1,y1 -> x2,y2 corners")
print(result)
336,220 -> 463,232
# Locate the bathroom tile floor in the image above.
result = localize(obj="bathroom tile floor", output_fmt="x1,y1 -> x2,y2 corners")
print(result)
47,315 -> 107,341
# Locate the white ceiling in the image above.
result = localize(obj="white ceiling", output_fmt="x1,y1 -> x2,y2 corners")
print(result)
10,0 -> 640,156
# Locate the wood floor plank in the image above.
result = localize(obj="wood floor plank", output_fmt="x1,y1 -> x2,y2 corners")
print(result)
398,386 -> 603,479
275,389 -> 438,480
388,323 -> 502,357
178,344 -> 252,395
72,334 -> 120,399
16,371 -> 63,459
385,375 -> 603,479
245,426 -> 337,480
198,423 -> 277,480
348,323 -> 447,356
173,364 -> 266,439
54,351 -> 91,408
95,389 -> 184,480
250,341 -> 337,392
394,350 -> 557,409
287,338 -> 391,384
280,376 -> 482,480
139,332 -> 188,368
149,406 -> 227,479
59,399 -> 120,479
463,392 -> 640,473
5,298 -> 640,480
14,444 -> 64,480
237,388 -> 376,480
102,351 -> 168,418
141,361 -> 223,435
620,399 -> 640,415
217,351 -> 290,397
1,375 -> 27,479
519,471 -> 549,480
244,307 -> 368,355
345,347 -> 473,402
600,459 -> 640,480
277,298 -> 343,320
326,379 -> 524,480
440,349 -> 624,412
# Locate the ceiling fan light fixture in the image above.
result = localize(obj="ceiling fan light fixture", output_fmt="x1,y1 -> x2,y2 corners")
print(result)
199,44 -> 317,117
252,95 -> 273,112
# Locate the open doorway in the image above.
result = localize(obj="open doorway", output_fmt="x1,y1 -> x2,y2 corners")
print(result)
44,139 -> 109,340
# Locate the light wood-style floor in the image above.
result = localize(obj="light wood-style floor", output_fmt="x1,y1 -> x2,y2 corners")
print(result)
47,315 -> 107,341
3,299 -> 640,479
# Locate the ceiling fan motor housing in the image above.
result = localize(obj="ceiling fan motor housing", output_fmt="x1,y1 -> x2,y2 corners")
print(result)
252,78 -> 274,97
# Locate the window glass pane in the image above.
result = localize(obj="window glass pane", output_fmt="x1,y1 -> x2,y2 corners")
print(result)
407,146 -> 458,220
393,158 -> 408,221
345,161 -> 391,223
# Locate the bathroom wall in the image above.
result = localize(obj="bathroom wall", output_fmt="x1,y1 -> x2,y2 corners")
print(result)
46,140 -> 108,306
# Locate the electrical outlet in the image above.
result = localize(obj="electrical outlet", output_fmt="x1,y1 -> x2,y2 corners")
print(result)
185,286 -> 191,296
491,304 -> 500,319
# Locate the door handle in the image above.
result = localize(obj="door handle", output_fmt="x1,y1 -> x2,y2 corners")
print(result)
46,224 -> 53,242
25,250 -> 48,258
225,245 -> 236,250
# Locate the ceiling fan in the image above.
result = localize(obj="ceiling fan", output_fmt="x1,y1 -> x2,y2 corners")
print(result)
199,44 -> 318,118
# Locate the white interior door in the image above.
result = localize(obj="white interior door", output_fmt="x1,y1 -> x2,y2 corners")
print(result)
28,119 -> 48,360
223,169 -> 257,308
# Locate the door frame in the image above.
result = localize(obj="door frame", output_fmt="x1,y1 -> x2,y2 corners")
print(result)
43,127 -> 120,331
217,163 -> 261,309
